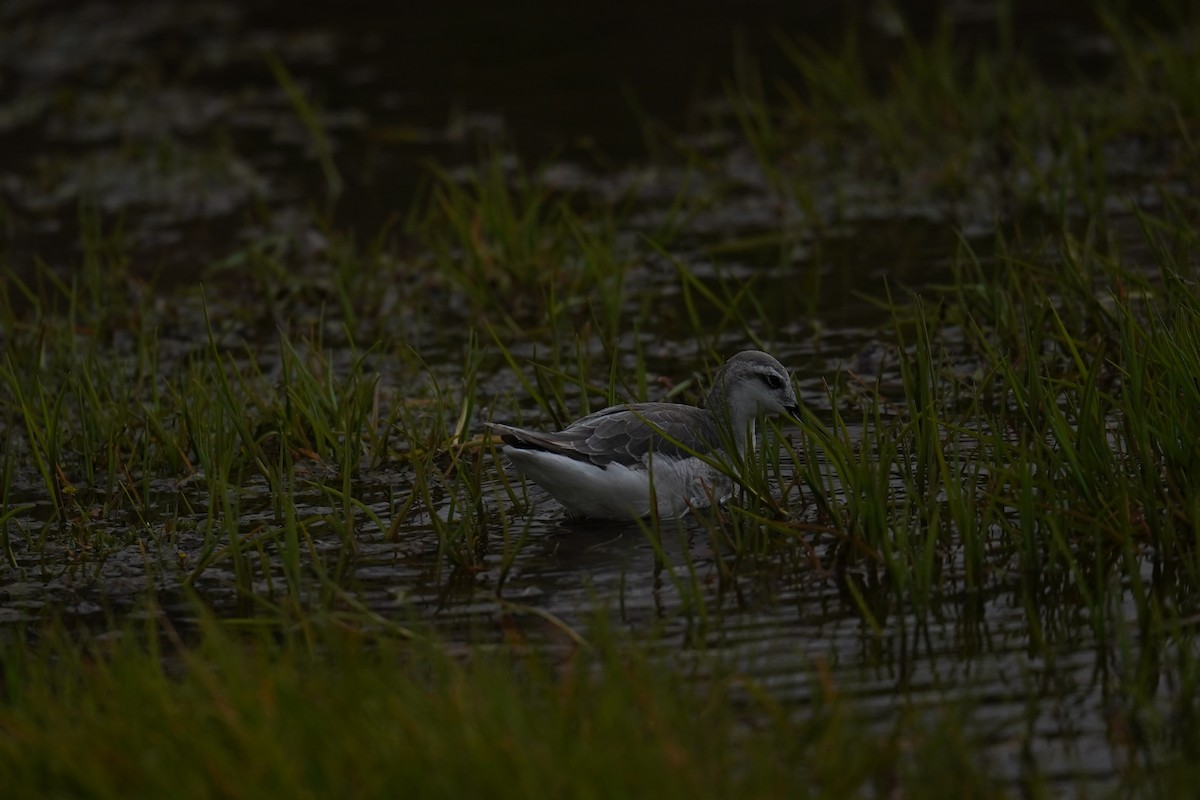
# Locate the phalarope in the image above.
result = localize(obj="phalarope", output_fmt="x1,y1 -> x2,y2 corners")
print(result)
489,350 -> 800,520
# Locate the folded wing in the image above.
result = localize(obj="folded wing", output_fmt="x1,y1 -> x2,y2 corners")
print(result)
489,402 -> 719,468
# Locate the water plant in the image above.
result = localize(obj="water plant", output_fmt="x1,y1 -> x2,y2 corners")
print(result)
2,3 -> 1200,794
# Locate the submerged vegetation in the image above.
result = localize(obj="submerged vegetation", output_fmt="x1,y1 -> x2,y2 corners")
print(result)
2,2 -> 1200,796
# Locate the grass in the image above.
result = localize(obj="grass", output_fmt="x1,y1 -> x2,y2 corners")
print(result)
0,609 -> 1007,800
2,2 -> 1200,795
685,1 -> 1199,246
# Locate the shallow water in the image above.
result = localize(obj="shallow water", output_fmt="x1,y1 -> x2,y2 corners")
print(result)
1,1 -> 1192,792
0,346 -> 1168,791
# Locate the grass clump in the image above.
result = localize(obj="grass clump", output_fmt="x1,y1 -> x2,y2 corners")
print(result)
412,153 -> 634,334
698,2 -> 1200,241
784,203 -> 1200,599
3,5 -> 1200,795
0,611 -> 1005,800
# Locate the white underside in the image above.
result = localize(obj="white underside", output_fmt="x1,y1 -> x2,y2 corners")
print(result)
503,447 -> 730,520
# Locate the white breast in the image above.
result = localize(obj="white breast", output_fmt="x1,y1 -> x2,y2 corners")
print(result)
504,448 -> 730,519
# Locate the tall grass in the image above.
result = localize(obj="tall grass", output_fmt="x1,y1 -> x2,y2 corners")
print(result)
0,608 -> 1010,800
2,5 -> 1200,794
0,0 -> 1194,623
411,153 -> 634,335
700,3 -> 1199,240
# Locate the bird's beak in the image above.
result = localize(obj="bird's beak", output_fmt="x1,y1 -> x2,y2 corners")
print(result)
784,404 -> 801,420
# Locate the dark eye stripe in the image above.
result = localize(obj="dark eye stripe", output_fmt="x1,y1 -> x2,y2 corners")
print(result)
759,372 -> 784,389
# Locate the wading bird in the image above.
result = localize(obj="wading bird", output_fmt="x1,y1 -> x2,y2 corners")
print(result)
489,350 -> 800,520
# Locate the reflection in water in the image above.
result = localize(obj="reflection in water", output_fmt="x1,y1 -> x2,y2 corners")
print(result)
0,364 -> 1172,791
0,1 -> 1188,792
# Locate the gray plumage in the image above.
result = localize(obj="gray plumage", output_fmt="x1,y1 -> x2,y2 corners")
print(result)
490,403 -> 719,469
489,350 -> 801,520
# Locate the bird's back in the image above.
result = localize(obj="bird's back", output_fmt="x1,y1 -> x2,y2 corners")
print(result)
492,401 -> 719,468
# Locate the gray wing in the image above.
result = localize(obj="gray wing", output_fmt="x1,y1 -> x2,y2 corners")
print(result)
489,402 -> 719,468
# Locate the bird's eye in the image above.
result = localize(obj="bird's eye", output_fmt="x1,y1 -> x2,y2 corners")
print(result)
761,373 -> 784,390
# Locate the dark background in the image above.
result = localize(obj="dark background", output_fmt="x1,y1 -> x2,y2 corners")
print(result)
0,1 -> 1140,278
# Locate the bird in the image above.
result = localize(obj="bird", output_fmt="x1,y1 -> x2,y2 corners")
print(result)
488,350 -> 801,520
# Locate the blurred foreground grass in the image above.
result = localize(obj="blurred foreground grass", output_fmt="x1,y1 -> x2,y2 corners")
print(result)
2,3 -> 1200,796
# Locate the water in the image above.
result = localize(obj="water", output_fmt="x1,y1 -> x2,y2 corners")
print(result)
1,375 -> 1158,791
1,1 -> 1191,793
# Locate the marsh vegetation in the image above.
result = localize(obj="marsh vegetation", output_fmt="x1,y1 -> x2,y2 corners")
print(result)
2,2 -> 1199,796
